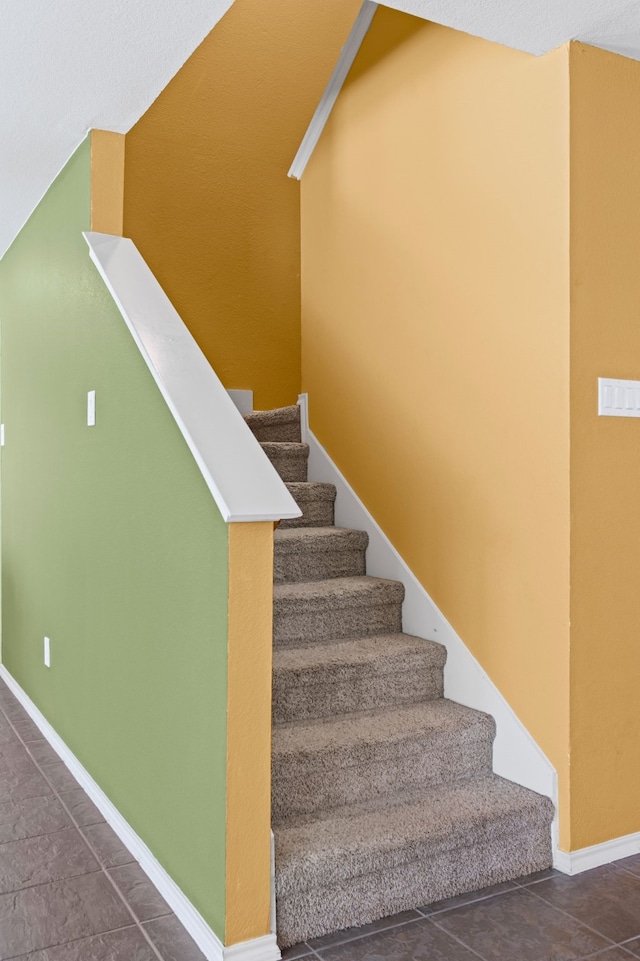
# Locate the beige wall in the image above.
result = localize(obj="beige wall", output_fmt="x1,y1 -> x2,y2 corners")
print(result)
569,42 -> 640,849
301,9 -> 573,844
124,0 -> 362,410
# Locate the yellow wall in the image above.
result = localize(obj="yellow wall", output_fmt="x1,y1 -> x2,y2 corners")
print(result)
301,10 -> 573,843
123,0 -> 362,410
91,131 -> 125,235
569,43 -> 640,848
226,523 -> 274,945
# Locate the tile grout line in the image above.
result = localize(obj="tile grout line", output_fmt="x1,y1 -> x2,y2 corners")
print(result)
307,913 -> 428,954
301,946 -> 326,961
511,883 -> 620,950
4,921 -> 143,961
415,885 -> 519,920
428,916 -> 492,961
0,691 -> 168,961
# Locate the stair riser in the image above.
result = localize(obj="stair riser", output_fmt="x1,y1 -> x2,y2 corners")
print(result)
250,421 -> 301,443
274,547 -> 366,584
267,451 -> 308,483
273,667 -> 444,723
279,499 -> 335,529
275,828 -> 552,947
272,732 -> 493,821
273,601 -> 402,647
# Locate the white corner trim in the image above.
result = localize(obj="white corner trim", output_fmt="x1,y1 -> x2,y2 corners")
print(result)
83,232 -> 300,525
297,393 -> 309,444
224,935 -> 281,961
288,1 -> 378,180
554,832 -> 640,876
270,829 -> 277,936
227,390 -> 254,416
300,394 -> 558,830
0,666 -> 282,961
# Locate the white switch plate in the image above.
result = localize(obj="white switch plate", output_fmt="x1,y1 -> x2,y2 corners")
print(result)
87,390 -> 96,426
0,424 -> 4,447
44,636 -> 51,668
598,378 -> 640,417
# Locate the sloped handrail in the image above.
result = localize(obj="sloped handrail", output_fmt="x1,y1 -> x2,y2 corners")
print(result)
84,231 -> 301,524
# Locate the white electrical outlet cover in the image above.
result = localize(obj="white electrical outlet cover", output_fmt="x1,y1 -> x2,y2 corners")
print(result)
44,637 -> 51,668
87,390 -> 96,427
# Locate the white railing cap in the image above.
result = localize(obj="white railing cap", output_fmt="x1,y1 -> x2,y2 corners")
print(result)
84,232 -> 301,524
289,1 -> 378,180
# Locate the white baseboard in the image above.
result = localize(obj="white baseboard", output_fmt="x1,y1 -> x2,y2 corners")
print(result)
298,394 -> 559,849
0,666 -> 281,961
224,936 -> 281,961
555,832 -> 640,876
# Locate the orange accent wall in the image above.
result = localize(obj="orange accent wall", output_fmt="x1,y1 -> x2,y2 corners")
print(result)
123,0 -> 362,411
226,523 -> 274,945
91,130 -> 125,235
569,43 -> 640,848
301,10 -> 573,845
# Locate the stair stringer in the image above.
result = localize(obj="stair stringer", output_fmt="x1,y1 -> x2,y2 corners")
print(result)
299,393 -> 560,862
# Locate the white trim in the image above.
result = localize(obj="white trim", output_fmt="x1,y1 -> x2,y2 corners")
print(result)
227,390 -> 254,416
554,832 -> 640,875
0,667 -> 281,961
83,232 -> 300,525
224,936 -> 281,961
288,2 -> 378,180
270,830 -> 277,936
297,393 -> 309,444
300,394 -> 559,844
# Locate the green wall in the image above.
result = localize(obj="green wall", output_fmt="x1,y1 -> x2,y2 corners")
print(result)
0,136 -> 229,936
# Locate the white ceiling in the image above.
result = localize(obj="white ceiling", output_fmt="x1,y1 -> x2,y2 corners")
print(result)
2,0 -> 640,260
384,0 -> 640,59
0,0 -> 233,258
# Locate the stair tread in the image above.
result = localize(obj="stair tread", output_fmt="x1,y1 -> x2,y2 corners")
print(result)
275,774 -> 554,895
275,526 -> 368,551
273,633 -> 446,674
273,698 -> 493,758
274,575 -> 404,607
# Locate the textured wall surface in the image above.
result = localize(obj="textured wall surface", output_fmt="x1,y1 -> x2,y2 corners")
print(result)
569,42 -> 640,849
301,9 -> 572,843
123,0 -> 363,411
0,136 -> 230,935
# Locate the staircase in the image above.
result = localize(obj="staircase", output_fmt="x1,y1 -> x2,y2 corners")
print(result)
245,404 -> 555,949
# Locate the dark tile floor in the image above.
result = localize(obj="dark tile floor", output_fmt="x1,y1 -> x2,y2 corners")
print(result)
282,864 -> 640,961
3,676 -> 640,961
0,679 -> 206,960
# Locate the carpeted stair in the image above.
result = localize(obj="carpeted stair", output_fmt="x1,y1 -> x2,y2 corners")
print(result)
244,404 -> 555,949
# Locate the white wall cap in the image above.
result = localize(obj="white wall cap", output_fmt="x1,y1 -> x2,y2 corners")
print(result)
289,2 -> 378,180
84,232 -> 301,525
